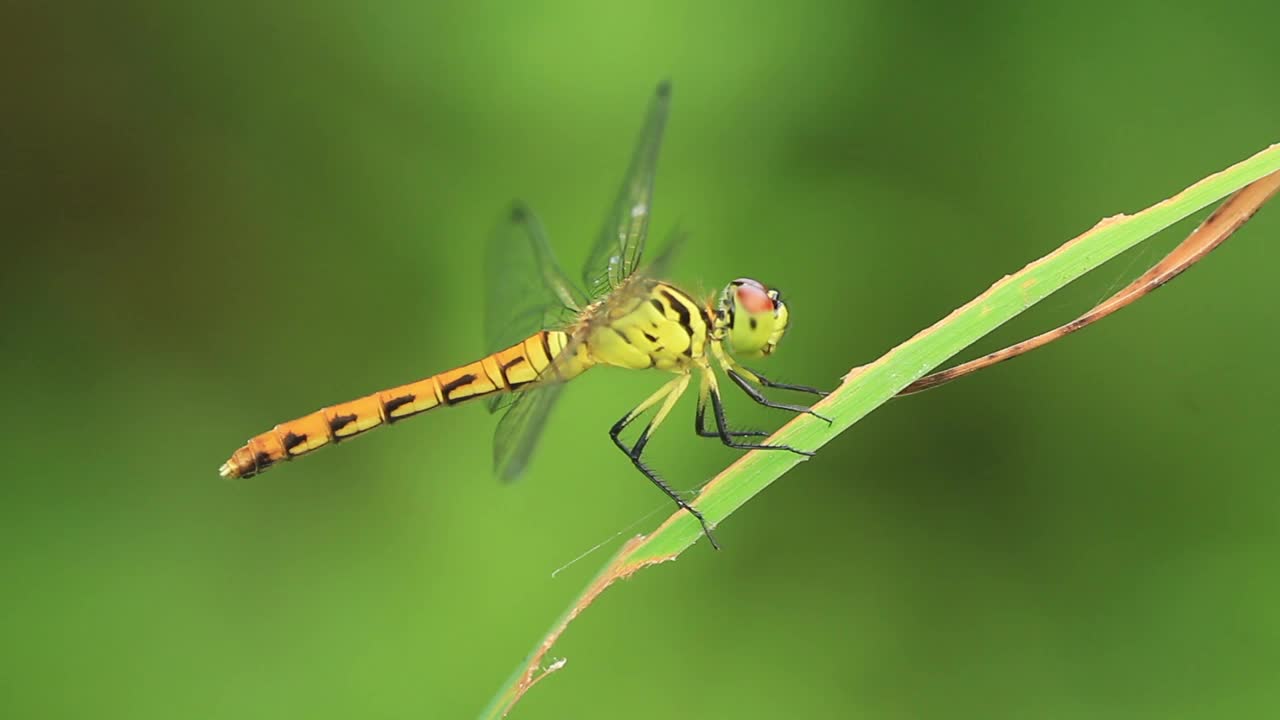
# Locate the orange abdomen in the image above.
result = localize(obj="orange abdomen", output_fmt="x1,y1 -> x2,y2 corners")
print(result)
219,331 -> 564,479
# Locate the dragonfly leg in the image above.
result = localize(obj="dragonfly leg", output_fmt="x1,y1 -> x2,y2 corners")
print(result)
694,371 -> 768,439
610,374 -> 720,550
694,403 -> 769,438
696,370 -> 813,456
726,368 -> 833,424
739,365 -> 830,398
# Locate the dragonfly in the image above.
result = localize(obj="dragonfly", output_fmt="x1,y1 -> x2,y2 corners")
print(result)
219,82 -> 828,548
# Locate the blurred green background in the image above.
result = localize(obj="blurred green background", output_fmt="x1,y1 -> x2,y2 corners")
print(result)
5,1 -> 1278,718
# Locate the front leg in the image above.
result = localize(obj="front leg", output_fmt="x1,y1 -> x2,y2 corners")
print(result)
726,368 -> 833,424
739,365 -> 829,397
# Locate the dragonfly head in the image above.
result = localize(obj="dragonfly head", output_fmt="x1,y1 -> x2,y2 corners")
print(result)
717,278 -> 791,357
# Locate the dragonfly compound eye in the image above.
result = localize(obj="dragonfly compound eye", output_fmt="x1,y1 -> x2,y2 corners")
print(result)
733,280 -> 775,313
721,278 -> 787,357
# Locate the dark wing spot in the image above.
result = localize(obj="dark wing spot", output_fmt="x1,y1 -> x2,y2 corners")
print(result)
383,394 -> 416,421
611,327 -> 634,346
649,298 -> 666,315
750,317 -> 758,331
282,432 -> 307,453
440,373 -> 478,404
642,331 -> 659,343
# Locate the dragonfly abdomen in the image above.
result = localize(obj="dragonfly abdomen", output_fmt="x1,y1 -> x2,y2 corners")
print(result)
219,330 -> 573,479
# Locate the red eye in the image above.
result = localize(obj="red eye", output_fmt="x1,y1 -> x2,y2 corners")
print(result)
736,284 -> 774,313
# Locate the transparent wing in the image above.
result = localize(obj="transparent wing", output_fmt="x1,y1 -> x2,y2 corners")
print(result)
485,204 -> 586,414
490,331 -> 588,482
489,84 -> 675,481
641,225 -> 686,284
580,81 -> 672,300
492,382 -> 566,483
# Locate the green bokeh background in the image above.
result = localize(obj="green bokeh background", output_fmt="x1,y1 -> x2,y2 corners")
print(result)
6,2 -> 1278,718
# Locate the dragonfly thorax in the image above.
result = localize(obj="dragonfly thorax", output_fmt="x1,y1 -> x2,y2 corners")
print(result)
585,281 -> 709,372
714,278 -> 791,358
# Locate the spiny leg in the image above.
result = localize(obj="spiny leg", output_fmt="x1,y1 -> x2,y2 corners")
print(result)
610,373 -> 720,549
694,402 -> 768,439
726,368 -> 833,424
696,368 -> 814,456
738,365 -> 829,398
694,370 -> 768,440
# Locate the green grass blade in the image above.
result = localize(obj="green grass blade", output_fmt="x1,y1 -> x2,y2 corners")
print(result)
481,143 -> 1280,719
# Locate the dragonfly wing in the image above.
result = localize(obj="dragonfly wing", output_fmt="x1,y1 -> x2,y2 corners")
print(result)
490,83 -> 674,479
492,382 -> 566,483
580,82 -> 672,300
641,225 -> 686,285
485,203 -> 585,414
490,331 -> 588,482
